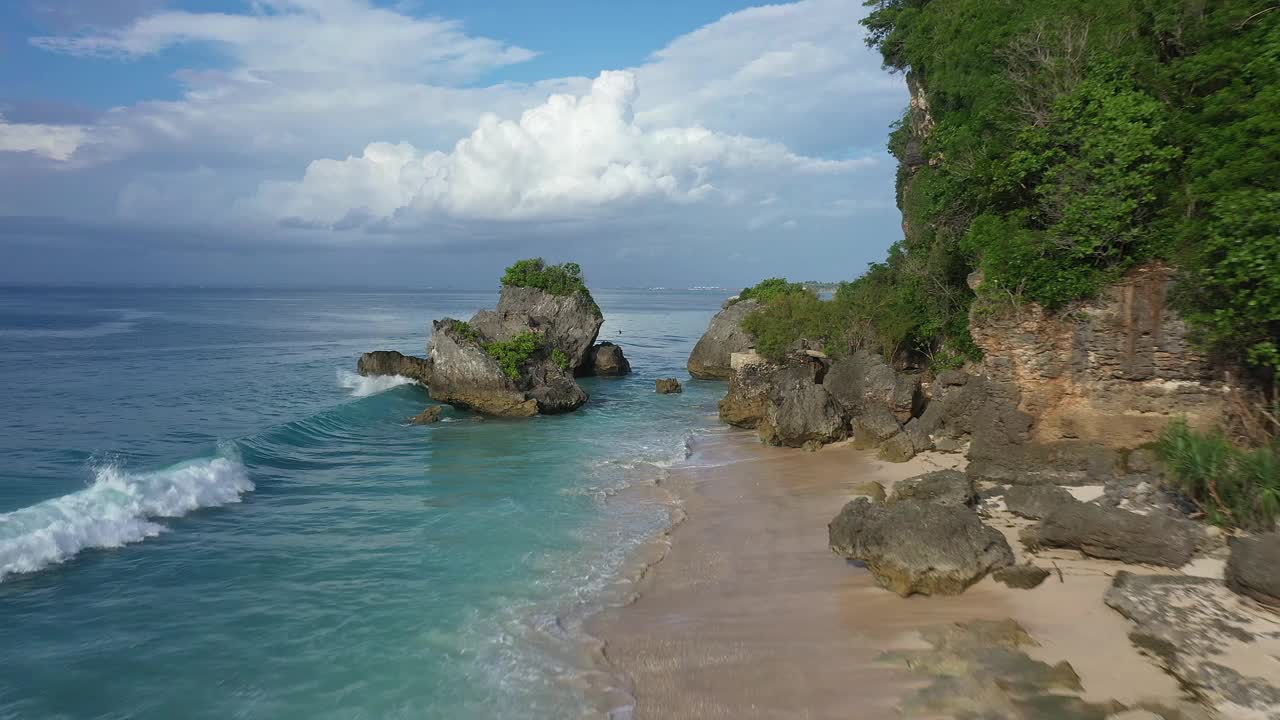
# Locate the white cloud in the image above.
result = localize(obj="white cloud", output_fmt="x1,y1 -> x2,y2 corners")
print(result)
252,71 -> 872,226
0,116 -> 88,161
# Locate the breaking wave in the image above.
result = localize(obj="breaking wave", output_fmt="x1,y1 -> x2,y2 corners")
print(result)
336,369 -> 418,397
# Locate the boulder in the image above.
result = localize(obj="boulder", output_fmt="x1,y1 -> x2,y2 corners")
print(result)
823,350 -> 922,421
357,350 -> 434,384
877,432 -> 916,462
655,378 -> 683,394
718,357 -> 779,428
850,481 -> 887,503
425,319 -> 586,417
890,470 -> 975,508
1025,502 -> 1200,567
1226,533 -> 1280,608
469,285 -> 603,372
829,498 -> 1014,596
756,358 -> 847,448
850,406 -> 901,448
1105,572 -> 1280,718
581,341 -> 631,377
687,299 -> 760,380
408,406 -> 443,425
993,564 -> 1051,589
1003,484 -> 1078,520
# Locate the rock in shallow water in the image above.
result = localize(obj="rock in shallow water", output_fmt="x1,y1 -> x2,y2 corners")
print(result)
408,406 -> 443,425
582,341 -> 631,377
655,378 -> 682,394
357,350 -> 434,384
829,498 -> 1014,596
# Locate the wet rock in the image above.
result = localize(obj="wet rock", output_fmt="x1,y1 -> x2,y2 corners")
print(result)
357,350 -> 434,384
1025,501 -> 1200,568
850,481 -> 886,503
408,406 -> 444,424
993,564 -> 1051,590
718,356 -> 778,428
655,378 -> 683,394
1004,484 -> 1078,520
829,498 -> 1014,596
890,470 -> 975,508
757,361 -> 846,448
876,432 -> 916,463
1226,533 -> 1280,608
687,299 -> 759,380
581,341 -> 631,377
470,285 -> 603,372
1105,572 -> 1280,719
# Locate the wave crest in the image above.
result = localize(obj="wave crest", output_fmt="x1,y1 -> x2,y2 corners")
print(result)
336,369 -> 418,397
0,452 -> 253,582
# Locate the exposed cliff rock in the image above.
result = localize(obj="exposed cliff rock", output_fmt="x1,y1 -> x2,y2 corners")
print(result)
1226,533 -> 1280,608
823,350 -> 922,422
581,342 -> 631,377
470,285 -> 603,372
756,355 -> 847,448
1023,501 -> 1201,568
718,352 -> 778,428
357,350 -> 434,384
828,497 -> 1013,596
687,299 -> 759,380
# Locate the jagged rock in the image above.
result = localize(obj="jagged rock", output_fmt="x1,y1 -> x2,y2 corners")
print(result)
1025,502 -> 1200,567
850,406 -> 901,448
1004,484 -> 1078,520
1105,572 -> 1280,719
829,498 -> 1014,596
582,341 -> 631,377
936,369 -> 969,387
655,378 -> 682,394
1226,533 -> 1280,608
470,285 -> 603,372
718,356 -> 779,428
823,350 -> 922,421
757,359 -> 846,448
891,470 -> 975,507
408,406 -> 443,425
425,319 -> 586,417
687,299 -> 759,380
993,564 -> 1051,589
1098,474 -> 1194,518
357,350 -> 434,384
851,481 -> 886,503
877,432 -> 916,462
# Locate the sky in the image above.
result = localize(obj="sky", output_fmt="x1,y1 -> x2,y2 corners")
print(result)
0,0 -> 908,288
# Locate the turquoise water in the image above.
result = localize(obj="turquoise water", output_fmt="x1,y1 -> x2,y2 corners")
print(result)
0,288 -> 725,719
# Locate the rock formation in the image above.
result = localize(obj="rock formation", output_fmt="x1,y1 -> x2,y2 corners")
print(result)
1003,484 -> 1078,520
889,470 -> 975,508
408,406 -> 443,425
756,356 -> 846,448
687,299 -> 759,379
470,285 -> 603,372
828,497 -> 1014,596
1023,501 -> 1201,568
655,378 -> 682,394
1226,533 -> 1280,608
581,342 -> 631,377
357,350 -> 434,384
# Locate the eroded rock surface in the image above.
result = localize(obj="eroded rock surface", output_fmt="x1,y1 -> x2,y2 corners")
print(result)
687,299 -> 759,379
829,498 -> 1013,596
1105,572 -> 1280,719
757,358 -> 846,448
582,341 -> 631,377
1025,501 -> 1200,568
891,470 -> 975,508
718,355 -> 778,428
1227,533 -> 1280,609
655,378 -> 682,394
470,285 -> 603,372
1004,484 -> 1078,520
357,350 -> 434,384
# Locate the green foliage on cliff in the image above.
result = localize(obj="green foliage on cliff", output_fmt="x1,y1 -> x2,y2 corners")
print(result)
501,258 -> 603,318
484,331 -> 541,381
1157,419 -> 1280,529
858,0 -> 1280,374
451,320 -> 480,343
736,278 -> 810,305
552,348 -> 570,371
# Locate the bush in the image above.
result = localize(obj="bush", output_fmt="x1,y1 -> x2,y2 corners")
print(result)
500,258 -> 602,318
737,278 -> 810,305
451,320 -> 480,342
552,348 -> 570,371
484,331 -> 541,381
1156,418 -> 1280,530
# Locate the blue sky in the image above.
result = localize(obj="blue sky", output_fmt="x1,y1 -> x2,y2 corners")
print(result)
0,0 -> 907,287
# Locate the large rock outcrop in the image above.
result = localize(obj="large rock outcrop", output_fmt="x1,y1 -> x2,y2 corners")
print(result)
1226,533 -> 1280,608
823,350 -> 922,422
828,498 -> 1014,596
718,352 -> 778,428
470,285 -> 603,372
687,299 -> 759,379
581,342 -> 631,377
357,350 -> 434,384
1023,501 -> 1200,568
756,356 -> 847,447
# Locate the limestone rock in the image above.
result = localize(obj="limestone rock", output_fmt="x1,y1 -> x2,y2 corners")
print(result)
823,350 -> 922,421
655,378 -> 682,394
718,356 -> 779,429
357,350 -> 434,384
470,285 -> 603,372
1226,533 -> 1280,608
1003,484 -> 1078,520
829,498 -> 1014,596
993,564 -> 1051,589
850,406 -> 901,448
408,406 -> 443,425
891,470 -> 975,508
582,341 -> 631,377
850,481 -> 886,503
757,360 -> 846,448
876,432 -> 916,462
687,299 -> 759,380
1105,572 -> 1280,719
1026,502 -> 1200,567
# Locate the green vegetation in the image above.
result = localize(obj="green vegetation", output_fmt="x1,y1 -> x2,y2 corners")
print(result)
736,278 -> 811,305
484,331 -> 542,381
552,348 -> 571,372
451,320 -> 480,342
501,258 -> 602,318
744,1 -> 1266,374
1156,419 -> 1280,530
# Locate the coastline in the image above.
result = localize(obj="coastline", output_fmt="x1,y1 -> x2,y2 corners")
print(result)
588,428 -> 1188,719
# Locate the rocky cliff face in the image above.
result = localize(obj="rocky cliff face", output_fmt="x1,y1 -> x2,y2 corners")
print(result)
356,350 -> 434,384
687,299 -> 759,379
470,286 -> 603,372
967,263 -> 1226,484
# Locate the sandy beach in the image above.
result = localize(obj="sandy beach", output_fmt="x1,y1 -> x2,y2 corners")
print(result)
589,428 -> 1189,719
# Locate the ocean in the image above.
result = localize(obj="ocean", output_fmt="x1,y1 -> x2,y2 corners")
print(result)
0,287 -> 726,719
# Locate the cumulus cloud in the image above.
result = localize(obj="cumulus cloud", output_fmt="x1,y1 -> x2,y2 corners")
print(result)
253,71 -> 871,226
0,115 -> 88,161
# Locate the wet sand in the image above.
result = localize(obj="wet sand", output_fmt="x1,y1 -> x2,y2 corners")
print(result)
589,429 -> 1184,719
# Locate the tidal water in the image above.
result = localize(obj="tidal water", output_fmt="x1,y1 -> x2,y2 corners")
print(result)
0,287 -> 726,719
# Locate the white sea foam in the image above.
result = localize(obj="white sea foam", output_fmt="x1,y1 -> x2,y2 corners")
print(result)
0,452 -> 253,582
336,369 -> 418,397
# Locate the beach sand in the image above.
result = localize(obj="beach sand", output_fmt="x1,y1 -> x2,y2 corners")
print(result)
589,429 -> 1186,719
